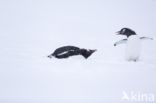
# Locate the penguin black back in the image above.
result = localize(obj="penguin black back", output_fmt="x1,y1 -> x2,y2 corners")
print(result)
52,46 -> 80,56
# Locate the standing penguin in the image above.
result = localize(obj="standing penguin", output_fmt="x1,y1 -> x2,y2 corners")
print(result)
114,28 -> 153,62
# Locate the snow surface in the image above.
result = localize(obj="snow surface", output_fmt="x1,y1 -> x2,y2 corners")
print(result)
0,0 -> 156,103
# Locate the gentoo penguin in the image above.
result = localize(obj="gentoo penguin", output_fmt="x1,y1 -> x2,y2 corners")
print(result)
114,28 -> 153,62
47,46 -> 97,59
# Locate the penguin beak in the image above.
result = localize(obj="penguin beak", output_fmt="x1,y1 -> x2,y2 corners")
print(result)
116,31 -> 121,35
47,55 -> 52,58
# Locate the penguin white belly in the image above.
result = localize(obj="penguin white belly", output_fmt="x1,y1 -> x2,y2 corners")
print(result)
125,35 -> 141,61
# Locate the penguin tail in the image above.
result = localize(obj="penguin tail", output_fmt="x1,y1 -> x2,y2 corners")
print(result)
81,49 -> 97,59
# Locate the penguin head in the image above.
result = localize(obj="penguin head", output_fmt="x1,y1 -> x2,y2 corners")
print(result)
116,28 -> 136,37
80,49 -> 97,59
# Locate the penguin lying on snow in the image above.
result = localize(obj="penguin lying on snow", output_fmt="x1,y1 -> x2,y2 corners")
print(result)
48,46 -> 97,59
114,28 -> 153,62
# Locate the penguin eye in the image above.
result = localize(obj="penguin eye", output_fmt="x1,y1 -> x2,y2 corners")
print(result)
121,28 -> 126,34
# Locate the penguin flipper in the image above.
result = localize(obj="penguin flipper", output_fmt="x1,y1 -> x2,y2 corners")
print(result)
140,37 -> 153,40
114,39 -> 127,46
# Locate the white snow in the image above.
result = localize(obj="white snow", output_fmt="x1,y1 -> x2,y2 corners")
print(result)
0,0 -> 156,103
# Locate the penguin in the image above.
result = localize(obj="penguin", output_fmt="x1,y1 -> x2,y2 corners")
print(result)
114,28 -> 153,62
47,46 -> 97,59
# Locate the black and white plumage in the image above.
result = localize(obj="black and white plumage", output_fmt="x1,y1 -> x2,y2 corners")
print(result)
116,28 -> 136,37
114,28 -> 153,61
47,46 -> 97,59
114,37 -> 153,46
114,28 -> 153,46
